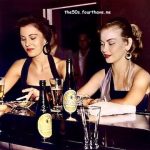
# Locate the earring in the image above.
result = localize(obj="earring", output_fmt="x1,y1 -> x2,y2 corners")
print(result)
42,42 -> 50,55
43,44 -> 47,55
125,51 -> 132,60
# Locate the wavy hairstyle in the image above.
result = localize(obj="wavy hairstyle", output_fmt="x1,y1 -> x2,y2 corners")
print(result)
16,15 -> 51,54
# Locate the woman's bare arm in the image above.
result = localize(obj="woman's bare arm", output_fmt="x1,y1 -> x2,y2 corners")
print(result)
111,69 -> 150,106
4,59 -> 25,94
77,69 -> 105,97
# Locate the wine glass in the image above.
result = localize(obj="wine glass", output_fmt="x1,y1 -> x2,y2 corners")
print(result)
63,89 -> 77,121
0,77 -> 5,105
49,78 -> 63,112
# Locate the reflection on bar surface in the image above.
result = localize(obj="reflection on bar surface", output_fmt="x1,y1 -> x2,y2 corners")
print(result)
1,104 -> 150,149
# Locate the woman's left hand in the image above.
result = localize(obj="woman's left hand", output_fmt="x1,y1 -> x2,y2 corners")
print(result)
83,98 -> 97,107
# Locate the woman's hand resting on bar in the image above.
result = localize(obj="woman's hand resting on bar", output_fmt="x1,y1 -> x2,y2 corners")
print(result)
82,98 -> 97,107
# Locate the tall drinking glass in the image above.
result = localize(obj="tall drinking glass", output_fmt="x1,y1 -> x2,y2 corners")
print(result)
0,77 -> 5,105
80,106 -> 101,150
49,78 -> 63,112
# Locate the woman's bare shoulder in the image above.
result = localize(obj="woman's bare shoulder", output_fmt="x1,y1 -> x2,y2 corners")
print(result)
12,58 -> 27,68
53,57 -> 66,67
133,64 -> 150,91
7,59 -> 27,72
53,57 -> 66,79
134,64 -> 150,79
5,58 -> 27,77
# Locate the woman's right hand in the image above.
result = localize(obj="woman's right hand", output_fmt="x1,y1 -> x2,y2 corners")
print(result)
22,88 -> 39,101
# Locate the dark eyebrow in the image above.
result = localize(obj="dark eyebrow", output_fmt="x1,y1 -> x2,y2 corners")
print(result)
107,38 -> 116,42
29,34 -> 38,36
20,34 -> 38,37
100,38 -> 116,43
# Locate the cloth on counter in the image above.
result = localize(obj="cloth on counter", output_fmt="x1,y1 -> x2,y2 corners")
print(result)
89,101 -> 136,116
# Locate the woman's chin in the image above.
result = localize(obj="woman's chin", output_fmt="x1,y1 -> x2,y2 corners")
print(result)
105,60 -> 112,63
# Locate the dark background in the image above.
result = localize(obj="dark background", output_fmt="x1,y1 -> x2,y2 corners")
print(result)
0,0 -> 150,98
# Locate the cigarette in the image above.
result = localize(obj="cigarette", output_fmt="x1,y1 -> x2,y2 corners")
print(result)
16,95 -> 26,101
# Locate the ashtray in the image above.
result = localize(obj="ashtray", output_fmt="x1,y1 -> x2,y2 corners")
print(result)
5,100 -> 35,109
10,106 -> 35,116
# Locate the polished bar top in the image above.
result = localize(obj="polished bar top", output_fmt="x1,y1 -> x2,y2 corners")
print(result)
1,101 -> 150,131
0,105 -> 150,149
99,113 -> 150,131
1,105 -> 150,132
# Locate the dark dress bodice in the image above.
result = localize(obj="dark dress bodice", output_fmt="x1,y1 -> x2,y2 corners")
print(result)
110,75 -> 149,112
21,55 -> 60,91
4,55 -> 60,101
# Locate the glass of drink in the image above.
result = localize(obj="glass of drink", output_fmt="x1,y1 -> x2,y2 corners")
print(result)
49,78 -> 63,112
0,77 -> 5,105
80,106 -> 101,150
63,89 -> 77,121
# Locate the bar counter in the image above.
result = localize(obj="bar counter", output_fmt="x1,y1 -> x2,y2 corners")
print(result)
0,105 -> 150,150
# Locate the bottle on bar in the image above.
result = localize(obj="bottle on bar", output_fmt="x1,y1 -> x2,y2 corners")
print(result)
63,58 -> 76,93
63,58 -> 78,120
36,80 -> 52,141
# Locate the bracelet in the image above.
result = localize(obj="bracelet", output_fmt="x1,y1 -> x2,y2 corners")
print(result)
77,95 -> 90,106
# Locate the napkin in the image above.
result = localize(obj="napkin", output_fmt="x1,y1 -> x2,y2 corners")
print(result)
89,102 -> 136,116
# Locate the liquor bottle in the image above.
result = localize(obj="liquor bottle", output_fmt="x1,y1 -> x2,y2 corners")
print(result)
63,58 -> 76,92
63,58 -> 78,120
36,80 -> 52,141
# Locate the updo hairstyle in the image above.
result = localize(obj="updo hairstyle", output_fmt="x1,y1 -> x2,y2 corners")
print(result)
100,17 -> 143,60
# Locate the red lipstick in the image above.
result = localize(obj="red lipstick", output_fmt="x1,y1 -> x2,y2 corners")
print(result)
26,48 -> 33,52
104,54 -> 111,58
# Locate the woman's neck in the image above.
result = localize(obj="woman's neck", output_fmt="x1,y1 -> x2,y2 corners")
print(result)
111,59 -> 131,77
111,59 -> 134,91
32,53 -> 49,72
